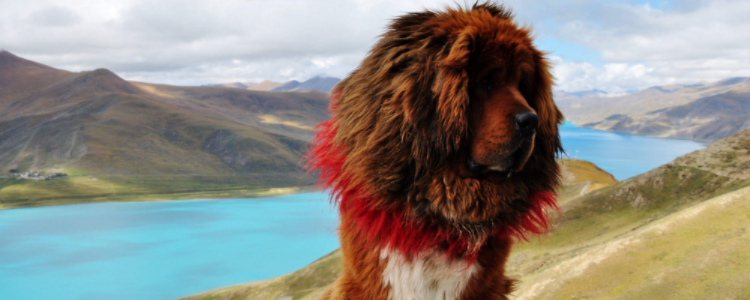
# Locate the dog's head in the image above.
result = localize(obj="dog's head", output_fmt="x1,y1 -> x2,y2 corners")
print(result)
315,4 -> 563,240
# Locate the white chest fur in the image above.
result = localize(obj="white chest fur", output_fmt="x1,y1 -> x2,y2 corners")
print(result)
380,248 -> 479,300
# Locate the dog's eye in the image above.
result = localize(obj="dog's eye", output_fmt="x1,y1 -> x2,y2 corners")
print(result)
519,78 -> 532,100
478,76 -> 493,91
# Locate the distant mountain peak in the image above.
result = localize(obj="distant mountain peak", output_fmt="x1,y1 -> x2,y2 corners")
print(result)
0,50 -> 24,60
248,80 -> 282,91
0,50 -> 25,63
714,77 -> 750,87
0,50 -> 63,73
38,67 -> 143,97
272,76 -> 340,93
90,68 -> 119,77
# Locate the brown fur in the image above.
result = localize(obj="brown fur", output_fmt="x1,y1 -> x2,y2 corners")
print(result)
319,3 -> 563,300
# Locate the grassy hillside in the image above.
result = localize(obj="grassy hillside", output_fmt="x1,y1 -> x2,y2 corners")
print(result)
558,159 -> 618,205
180,159 -> 619,300
0,51 -> 329,209
181,250 -> 343,300
0,175 -> 311,210
509,128 -> 750,299
513,185 -> 750,300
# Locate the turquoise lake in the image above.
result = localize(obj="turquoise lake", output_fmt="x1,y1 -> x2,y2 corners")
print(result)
0,124 -> 704,300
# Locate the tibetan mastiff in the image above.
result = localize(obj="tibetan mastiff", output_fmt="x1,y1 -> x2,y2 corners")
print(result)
309,3 -> 563,300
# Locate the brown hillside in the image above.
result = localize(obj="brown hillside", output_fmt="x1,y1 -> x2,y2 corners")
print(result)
0,52 -> 330,208
559,77 -> 750,142
0,50 -> 76,107
584,89 -> 750,143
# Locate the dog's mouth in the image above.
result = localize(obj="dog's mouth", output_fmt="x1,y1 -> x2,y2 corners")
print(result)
466,139 -> 534,180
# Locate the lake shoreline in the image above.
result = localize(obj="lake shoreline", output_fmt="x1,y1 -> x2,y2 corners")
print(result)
0,123 -> 705,210
568,121 -> 713,146
0,184 -> 319,211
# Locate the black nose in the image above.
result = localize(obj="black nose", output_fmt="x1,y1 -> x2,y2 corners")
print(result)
515,111 -> 538,137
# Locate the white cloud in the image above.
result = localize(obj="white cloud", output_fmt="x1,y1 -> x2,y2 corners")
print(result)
1,0 -> 749,90
545,0 -> 750,92
29,6 -> 81,27
0,0 -> 449,84
550,57 -> 667,94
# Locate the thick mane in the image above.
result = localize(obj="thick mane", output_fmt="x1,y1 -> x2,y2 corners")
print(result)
307,2 -> 563,261
308,108 -> 558,261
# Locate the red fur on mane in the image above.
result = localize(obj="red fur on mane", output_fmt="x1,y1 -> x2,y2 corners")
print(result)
307,94 -> 558,264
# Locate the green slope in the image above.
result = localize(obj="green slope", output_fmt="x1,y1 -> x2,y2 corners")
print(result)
514,185 -> 750,300
182,250 -> 343,300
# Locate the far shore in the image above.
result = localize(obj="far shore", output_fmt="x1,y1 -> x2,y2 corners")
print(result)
0,183 -> 318,211
1,124 -> 707,211
566,121 -> 711,145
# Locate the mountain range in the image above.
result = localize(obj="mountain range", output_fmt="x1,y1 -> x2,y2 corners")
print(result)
207,76 -> 341,93
207,80 -> 284,91
557,78 -> 750,143
0,50 -> 331,208
220,74 -> 750,143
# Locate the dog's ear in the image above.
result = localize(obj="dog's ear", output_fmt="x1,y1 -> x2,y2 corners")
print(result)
434,27 -> 477,153
529,52 -> 564,173
532,53 -> 564,157
520,52 -> 563,193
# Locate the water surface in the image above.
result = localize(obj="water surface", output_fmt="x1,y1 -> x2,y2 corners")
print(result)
560,122 -> 704,180
0,193 -> 338,300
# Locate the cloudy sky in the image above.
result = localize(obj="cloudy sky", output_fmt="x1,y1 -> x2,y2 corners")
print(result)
1,0 -> 749,93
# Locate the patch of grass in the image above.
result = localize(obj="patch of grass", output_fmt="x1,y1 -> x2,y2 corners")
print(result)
544,187 -> 750,300
651,252 -> 668,261
0,172 -> 315,209
714,151 -> 738,164
558,159 -> 618,205
559,159 -> 618,187
182,250 -> 342,300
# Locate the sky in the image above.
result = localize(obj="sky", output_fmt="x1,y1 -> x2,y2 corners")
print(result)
1,0 -> 749,93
